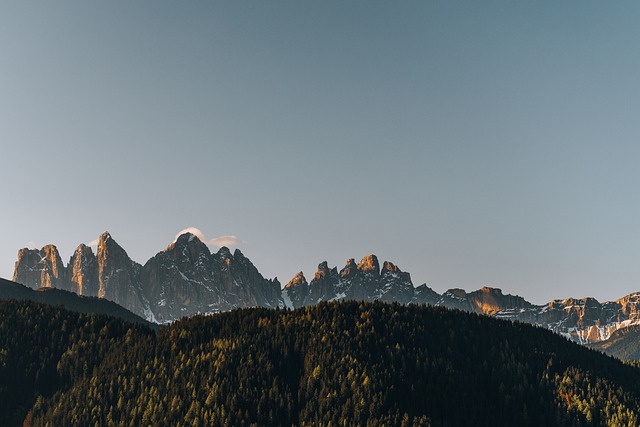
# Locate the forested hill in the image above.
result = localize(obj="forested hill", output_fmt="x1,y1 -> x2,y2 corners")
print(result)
3,300 -> 640,426
0,278 -> 152,327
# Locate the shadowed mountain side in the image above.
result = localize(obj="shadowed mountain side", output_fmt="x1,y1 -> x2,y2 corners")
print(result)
589,325 -> 640,360
0,278 -> 153,328
10,300 -> 640,426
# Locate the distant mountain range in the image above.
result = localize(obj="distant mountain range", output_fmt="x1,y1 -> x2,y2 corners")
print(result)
9,231 -> 640,347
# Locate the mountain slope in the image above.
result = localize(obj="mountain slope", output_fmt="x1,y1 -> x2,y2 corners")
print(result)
0,299 -> 154,426
0,278 -> 152,327
589,325 -> 640,360
4,300 -> 639,426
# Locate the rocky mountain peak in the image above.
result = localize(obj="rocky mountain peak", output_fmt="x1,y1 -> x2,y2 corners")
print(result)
98,232 -> 125,260
233,248 -> 247,260
314,261 -> 333,280
68,244 -> 98,296
99,231 -> 112,243
340,258 -> 358,279
170,231 -> 196,246
13,245 -> 66,290
357,254 -> 380,275
217,246 -> 233,260
74,243 -> 90,253
166,232 -> 211,262
95,232 -> 147,317
382,261 -> 399,273
40,245 -> 65,283
285,272 -> 307,289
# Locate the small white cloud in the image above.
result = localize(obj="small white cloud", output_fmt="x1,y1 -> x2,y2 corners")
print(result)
209,235 -> 242,247
27,241 -> 38,249
175,227 -> 242,248
88,239 -> 99,248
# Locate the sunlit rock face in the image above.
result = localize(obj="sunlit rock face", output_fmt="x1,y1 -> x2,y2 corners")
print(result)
68,244 -> 99,296
96,232 -> 149,319
13,245 -> 67,290
283,255 -> 424,307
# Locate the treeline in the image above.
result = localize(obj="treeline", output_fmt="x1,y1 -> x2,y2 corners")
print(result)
2,299 -> 640,426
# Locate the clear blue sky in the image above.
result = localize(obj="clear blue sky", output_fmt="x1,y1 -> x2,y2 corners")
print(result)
2,1 -> 640,304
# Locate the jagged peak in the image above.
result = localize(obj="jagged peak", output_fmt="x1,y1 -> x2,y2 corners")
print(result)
38,245 -> 63,266
75,243 -> 89,251
216,246 -> 233,259
285,271 -> 307,288
313,261 -> 330,278
96,232 -> 137,267
16,247 -> 33,258
357,254 -> 379,274
233,248 -> 246,259
164,232 -> 210,260
171,231 -> 206,248
98,231 -> 122,251
382,261 -> 399,272
340,258 -> 358,278
72,243 -> 95,258
41,244 -> 59,253
176,231 -> 195,241
15,246 -> 58,262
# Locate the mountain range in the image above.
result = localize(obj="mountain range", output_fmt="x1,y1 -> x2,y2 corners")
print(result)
10,231 -> 640,347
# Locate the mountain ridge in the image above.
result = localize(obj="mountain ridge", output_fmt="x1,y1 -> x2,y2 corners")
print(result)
9,231 -> 640,347
0,277 -> 151,327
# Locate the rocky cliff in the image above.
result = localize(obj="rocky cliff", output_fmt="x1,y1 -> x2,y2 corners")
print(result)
68,244 -> 99,296
13,245 -> 67,290
140,233 -> 282,323
13,231 -> 283,323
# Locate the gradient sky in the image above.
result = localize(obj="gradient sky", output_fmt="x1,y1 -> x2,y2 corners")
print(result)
2,1 -> 640,304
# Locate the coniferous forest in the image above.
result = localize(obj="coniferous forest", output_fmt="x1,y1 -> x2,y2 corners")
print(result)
2,299 -> 640,426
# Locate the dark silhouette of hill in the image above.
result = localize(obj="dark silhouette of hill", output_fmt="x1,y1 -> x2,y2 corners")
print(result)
0,277 -> 152,327
2,298 -> 640,426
